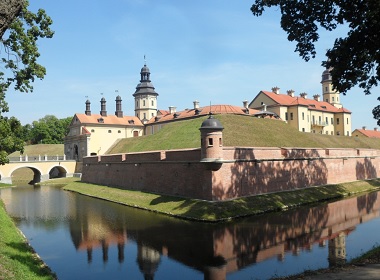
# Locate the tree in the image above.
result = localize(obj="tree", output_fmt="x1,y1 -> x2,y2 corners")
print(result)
0,0 -> 53,163
0,116 -> 24,164
250,1 -> 380,121
29,115 -> 71,144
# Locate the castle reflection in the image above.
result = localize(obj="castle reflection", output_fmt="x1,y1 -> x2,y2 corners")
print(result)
67,191 -> 379,279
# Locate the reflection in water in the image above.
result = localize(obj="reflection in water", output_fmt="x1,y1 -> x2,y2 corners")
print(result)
1,185 -> 380,279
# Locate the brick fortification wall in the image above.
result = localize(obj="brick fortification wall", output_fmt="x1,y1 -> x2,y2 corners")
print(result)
81,147 -> 380,201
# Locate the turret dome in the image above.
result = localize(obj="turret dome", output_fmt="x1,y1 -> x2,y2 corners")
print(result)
200,114 -> 224,130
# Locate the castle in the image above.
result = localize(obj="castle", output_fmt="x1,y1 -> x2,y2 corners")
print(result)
64,63 -> 351,161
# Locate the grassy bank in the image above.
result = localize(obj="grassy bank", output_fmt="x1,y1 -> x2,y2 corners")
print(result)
62,178 -> 380,222
0,183 -> 12,188
109,115 -> 380,154
0,200 -> 56,280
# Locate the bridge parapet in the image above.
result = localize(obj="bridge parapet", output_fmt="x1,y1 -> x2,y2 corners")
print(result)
8,154 -> 67,162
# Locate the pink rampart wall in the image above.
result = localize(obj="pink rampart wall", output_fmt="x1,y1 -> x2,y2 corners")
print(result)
81,147 -> 380,201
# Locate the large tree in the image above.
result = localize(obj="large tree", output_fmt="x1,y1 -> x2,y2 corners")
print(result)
0,0 -> 53,164
251,1 -> 380,121
28,115 -> 71,145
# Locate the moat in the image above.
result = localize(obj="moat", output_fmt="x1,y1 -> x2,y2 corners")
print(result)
1,185 -> 380,280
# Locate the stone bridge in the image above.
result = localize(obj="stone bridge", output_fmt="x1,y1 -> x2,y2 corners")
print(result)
0,155 -> 78,184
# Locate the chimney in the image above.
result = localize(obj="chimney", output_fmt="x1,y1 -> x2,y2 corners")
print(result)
375,127 -> 378,131
287,89 -> 295,97
100,97 -> 107,117
313,94 -> 320,101
193,100 -> 199,110
362,126 -> 366,130
115,95 -> 123,118
242,100 -> 249,114
300,92 -> 307,99
272,86 -> 280,94
85,100 -> 91,116
243,100 -> 248,109
169,106 -> 176,114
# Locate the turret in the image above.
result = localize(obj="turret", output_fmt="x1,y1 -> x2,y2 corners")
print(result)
133,61 -> 159,123
321,66 -> 342,108
199,114 -> 224,169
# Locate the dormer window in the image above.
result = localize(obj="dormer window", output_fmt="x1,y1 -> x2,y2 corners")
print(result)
128,120 -> 135,124
97,118 -> 104,123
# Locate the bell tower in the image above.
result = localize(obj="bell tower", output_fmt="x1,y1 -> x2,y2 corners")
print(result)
321,67 -> 342,109
133,60 -> 158,124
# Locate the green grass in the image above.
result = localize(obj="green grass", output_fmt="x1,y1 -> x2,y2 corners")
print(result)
0,200 -> 56,280
0,183 -> 12,188
8,144 -> 64,157
109,115 -> 380,154
62,178 -> 380,222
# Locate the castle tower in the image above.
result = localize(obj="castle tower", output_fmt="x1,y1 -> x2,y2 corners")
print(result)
200,114 -> 224,162
133,62 -> 158,123
321,67 -> 342,109
328,232 -> 347,267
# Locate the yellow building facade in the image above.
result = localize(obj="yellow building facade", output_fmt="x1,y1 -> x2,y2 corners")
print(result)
249,68 -> 352,136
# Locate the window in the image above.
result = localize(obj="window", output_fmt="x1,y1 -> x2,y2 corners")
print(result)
326,99 -> 328,102
331,131 -> 333,135
108,130 -> 112,133
307,115 -> 309,122
302,128 -> 305,132
332,97 -> 335,102
152,100 -> 154,106
91,129 -> 95,132
143,100 -> 146,106
331,118 -> 334,125
312,115 -> 315,124
143,113 -> 146,119
319,116 -> 321,124
326,131 -> 328,134
325,86 -> 328,92
325,117 -> 328,125
337,131 -> 340,135
346,118 -> 349,124
285,112 -> 288,121
337,118 -> 340,125
136,101 -> 138,107
290,112 -> 293,120
208,138 -> 213,146
347,131 -> 349,136
118,130 -> 121,133
219,138 -> 222,146
302,112 -> 304,120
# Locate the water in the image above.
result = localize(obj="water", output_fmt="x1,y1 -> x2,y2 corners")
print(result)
1,185 -> 380,280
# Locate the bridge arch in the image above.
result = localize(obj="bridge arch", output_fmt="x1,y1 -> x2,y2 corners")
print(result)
48,165 -> 68,179
10,166 -> 43,184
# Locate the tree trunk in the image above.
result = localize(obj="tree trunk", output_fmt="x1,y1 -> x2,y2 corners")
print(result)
0,0 -> 24,39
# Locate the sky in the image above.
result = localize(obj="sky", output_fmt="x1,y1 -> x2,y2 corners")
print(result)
4,0 -> 380,130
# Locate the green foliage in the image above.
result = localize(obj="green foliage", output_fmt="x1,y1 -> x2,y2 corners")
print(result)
0,116 -> 24,164
1,0 -> 54,94
250,1 -> 380,96
0,1 -> 54,163
27,115 -> 71,144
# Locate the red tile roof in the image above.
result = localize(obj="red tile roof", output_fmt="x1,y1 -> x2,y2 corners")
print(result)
259,91 -> 351,113
74,113 -> 144,126
353,129 -> 380,138
147,104 -> 271,124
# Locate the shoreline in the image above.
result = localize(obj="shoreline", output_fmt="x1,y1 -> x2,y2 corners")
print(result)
61,177 -> 380,222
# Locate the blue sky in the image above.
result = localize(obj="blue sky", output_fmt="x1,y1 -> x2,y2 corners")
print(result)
5,0 -> 380,130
